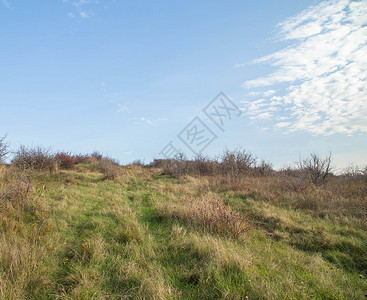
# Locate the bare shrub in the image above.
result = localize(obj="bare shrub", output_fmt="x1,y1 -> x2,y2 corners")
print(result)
0,167 -> 34,209
131,159 -> 145,166
12,145 -> 56,171
96,157 -> 120,180
149,158 -> 168,169
253,160 -> 274,176
278,166 -> 309,192
220,148 -> 256,177
152,148 -> 259,178
190,155 -> 218,176
341,164 -> 367,182
150,158 -> 180,176
297,152 -> 333,186
0,134 -> 9,163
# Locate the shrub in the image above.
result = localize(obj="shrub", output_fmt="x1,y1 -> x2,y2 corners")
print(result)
91,151 -> 103,161
0,134 -> 9,163
132,159 -> 145,166
12,145 -> 56,171
151,149 -> 272,178
341,164 -> 367,182
180,195 -> 267,239
55,152 -> 77,169
96,157 -> 120,180
220,148 -> 256,177
0,168 -> 34,209
297,152 -> 333,186
189,155 -> 218,176
150,158 -> 178,175
74,154 -> 89,164
253,160 -> 273,176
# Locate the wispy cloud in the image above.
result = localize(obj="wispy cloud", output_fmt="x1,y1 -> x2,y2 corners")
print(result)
133,117 -> 153,126
100,82 -> 107,93
131,116 -> 169,126
241,0 -> 367,136
63,0 -> 99,18
1,0 -> 11,9
79,11 -> 92,18
117,104 -> 131,113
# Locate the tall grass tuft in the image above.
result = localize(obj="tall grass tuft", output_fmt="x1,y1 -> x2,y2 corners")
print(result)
0,166 -> 52,298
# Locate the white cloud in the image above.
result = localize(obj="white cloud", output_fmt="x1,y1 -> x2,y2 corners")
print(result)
254,112 -> 273,120
241,0 -> 367,136
275,122 -> 291,128
247,91 -> 261,97
263,89 -> 276,97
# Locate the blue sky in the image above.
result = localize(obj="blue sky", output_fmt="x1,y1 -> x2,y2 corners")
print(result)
1,0 -> 366,170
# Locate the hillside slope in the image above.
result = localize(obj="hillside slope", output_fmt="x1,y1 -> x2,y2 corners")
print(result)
0,165 -> 366,299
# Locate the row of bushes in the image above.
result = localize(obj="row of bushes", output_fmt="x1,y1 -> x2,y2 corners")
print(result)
1,136 -> 121,179
10,146 -> 110,171
2,135 -> 366,185
150,149 -> 339,186
151,149 -> 273,178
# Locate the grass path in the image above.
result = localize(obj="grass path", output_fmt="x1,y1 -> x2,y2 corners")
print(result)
16,168 -> 366,299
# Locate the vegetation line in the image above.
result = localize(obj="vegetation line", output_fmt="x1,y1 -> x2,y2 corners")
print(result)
0,139 -> 366,299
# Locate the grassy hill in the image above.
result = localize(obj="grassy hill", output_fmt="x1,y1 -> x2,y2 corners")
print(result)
0,161 -> 366,299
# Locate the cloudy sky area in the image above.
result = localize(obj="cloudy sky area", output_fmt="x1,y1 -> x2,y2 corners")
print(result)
242,0 -> 367,136
0,0 -> 366,170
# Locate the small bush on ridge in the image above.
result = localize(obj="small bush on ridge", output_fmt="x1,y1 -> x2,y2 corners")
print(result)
96,157 -> 120,180
297,152 -> 333,186
12,145 -> 56,171
0,134 -> 9,163
55,152 -> 77,169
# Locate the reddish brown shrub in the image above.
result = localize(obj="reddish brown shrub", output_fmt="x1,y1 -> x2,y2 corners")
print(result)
55,152 -> 77,169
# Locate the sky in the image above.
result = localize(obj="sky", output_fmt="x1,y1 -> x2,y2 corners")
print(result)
0,0 -> 366,170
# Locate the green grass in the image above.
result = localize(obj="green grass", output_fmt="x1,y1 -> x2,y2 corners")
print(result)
1,167 -> 366,299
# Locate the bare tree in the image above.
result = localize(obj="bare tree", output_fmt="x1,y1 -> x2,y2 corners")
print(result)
0,134 -> 9,163
297,152 -> 333,185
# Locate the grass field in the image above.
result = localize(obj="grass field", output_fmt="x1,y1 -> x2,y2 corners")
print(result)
0,163 -> 366,299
